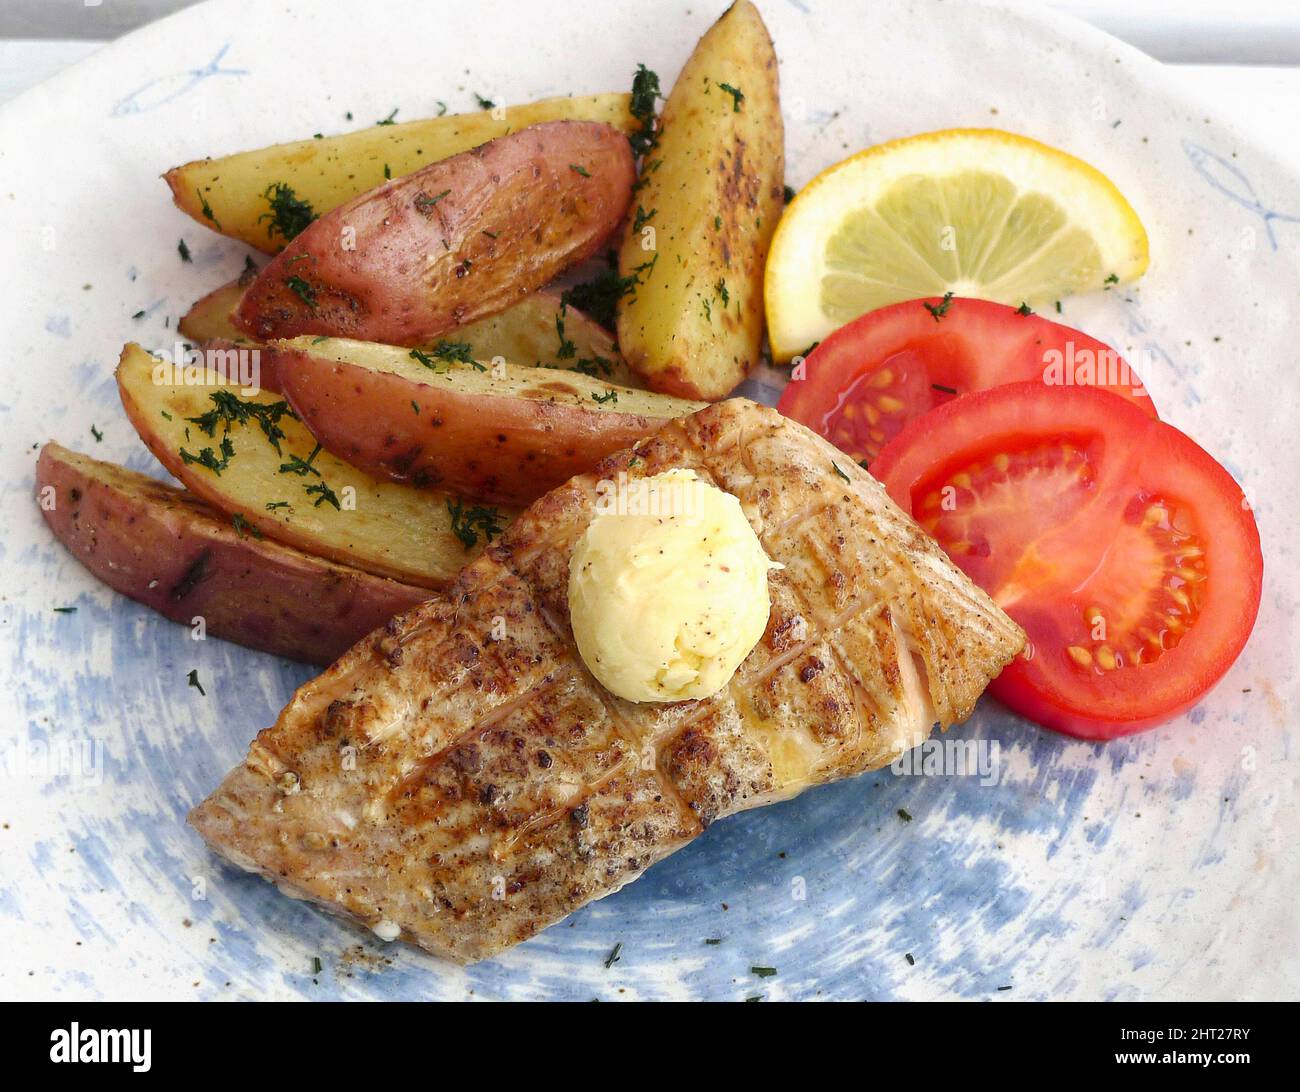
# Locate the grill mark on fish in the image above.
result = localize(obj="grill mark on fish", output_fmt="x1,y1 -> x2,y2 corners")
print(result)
190,400 -> 1024,962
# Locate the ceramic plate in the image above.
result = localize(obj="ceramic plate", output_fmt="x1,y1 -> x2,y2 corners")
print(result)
1,0 -> 1295,1001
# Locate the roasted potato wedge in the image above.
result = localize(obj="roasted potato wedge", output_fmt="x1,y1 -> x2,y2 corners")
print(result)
616,0 -> 784,399
166,93 -> 638,252
181,280 -> 635,385
445,291 -> 638,387
178,279 -> 252,344
116,342 -> 509,587
37,443 -> 428,665
234,121 -> 635,347
267,336 -> 704,506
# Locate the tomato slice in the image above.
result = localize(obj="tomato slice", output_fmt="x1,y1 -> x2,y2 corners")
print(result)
777,297 -> 1157,466
872,382 -> 1262,739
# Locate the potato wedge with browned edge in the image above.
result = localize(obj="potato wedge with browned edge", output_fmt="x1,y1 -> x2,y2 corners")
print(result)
616,0 -> 784,399
37,443 -> 429,665
178,279 -> 253,344
234,121 -> 635,346
440,291 -> 639,387
181,281 -> 637,386
266,337 -> 704,506
116,343 -> 511,587
166,93 -> 637,252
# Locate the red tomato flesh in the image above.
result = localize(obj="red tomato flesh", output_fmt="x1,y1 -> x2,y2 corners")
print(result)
872,382 -> 1262,740
777,297 -> 1156,466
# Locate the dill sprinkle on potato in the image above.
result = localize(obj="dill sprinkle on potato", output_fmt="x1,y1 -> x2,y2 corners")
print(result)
717,81 -> 745,112
286,274 -> 318,311
628,64 -> 661,159
447,499 -> 505,550
196,188 -> 220,228
259,182 -> 316,242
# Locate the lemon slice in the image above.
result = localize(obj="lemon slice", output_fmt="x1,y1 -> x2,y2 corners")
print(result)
765,129 -> 1149,361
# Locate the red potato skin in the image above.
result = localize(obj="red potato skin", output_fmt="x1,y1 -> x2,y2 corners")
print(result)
234,121 -> 635,346
37,443 -> 429,665
269,346 -> 675,506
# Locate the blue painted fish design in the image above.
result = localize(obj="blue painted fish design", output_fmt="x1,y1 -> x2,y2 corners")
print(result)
110,43 -> 247,118
1183,140 -> 1299,251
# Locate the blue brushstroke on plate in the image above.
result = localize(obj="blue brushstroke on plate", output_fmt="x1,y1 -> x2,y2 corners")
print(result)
1183,140 -> 1300,251
111,44 -> 247,118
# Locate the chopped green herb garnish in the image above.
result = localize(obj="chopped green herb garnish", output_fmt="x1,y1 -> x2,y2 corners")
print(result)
419,340 -> 481,370
52,606 -> 77,614
897,808 -> 913,822
413,189 -> 451,217
187,390 -> 297,454
783,184 -> 796,203
591,389 -> 619,405
376,108 -> 399,125
922,292 -> 954,322
447,499 -> 505,550
304,480 -> 341,509
177,238 -> 191,263
196,189 -> 220,228
931,383 -> 958,395
561,268 -> 634,327
286,274 -> 318,311
258,182 -> 316,242
187,669 -> 206,696
383,163 -> 391,180
632,206 -> 656,233
751,966 -> 777,978
704,938 -> 723,946
555,310 -> 577,360
231,513 -> 262,539
279,443 -> 323,478
570,163 -> 591,178
1104,272 -> 1120,287
717,279 -> 729,306
474,93 -> 495,110
312,956 -> 322,975
409,347 -> 444,371
435,101 -> 447,117
570,355 -> 617,379
1015,301 -> 1034,316
604,942 -> 623,969
132,310 -> 145,320
179,434 -> 236,475
717,82 -> 744,112
265,500 -> 290,511
90,425 -> 103,443
628,64 -> 661,158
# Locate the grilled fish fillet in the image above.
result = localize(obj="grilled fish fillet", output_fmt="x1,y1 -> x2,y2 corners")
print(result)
190,399 -> 1024,962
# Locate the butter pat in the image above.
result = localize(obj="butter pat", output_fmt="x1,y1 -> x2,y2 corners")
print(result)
568,469 -> 776,703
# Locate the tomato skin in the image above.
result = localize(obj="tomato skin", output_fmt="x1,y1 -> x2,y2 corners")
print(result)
873,382 -> 1262,740
777,297 -> 1156,466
